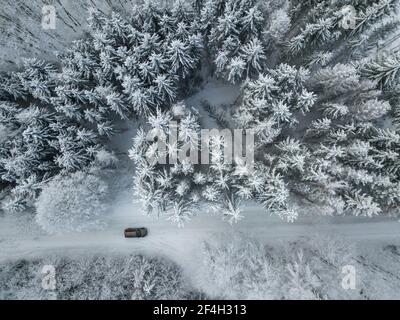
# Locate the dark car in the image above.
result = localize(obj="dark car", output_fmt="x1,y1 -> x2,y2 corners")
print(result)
124,227 -> 148,238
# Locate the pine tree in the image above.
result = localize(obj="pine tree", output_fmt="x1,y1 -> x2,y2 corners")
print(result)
0,101 -> 98,212
361,51 -> 400,87
2,0 -> 400,222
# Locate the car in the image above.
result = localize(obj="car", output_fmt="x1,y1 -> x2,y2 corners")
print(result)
124,227 -> 148,238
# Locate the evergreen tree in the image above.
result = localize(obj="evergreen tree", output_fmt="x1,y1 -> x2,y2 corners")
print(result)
2,0 -> 400,223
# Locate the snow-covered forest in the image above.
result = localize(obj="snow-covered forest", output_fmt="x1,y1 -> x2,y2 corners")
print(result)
1,0 -> 400,300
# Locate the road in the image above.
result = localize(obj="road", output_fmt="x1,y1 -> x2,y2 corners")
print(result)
1,190 -> 400,285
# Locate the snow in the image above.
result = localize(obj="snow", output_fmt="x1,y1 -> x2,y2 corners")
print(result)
186,79 -> 240,113
1,188 -> 400,288
0,0 -> 399,300
1,77 -> 399,291
0,0 -> 137,70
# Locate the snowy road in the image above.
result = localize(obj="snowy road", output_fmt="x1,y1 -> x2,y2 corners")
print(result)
1,190 -> 400,284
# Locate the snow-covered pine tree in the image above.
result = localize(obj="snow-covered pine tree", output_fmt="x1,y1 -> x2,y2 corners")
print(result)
208,0 -> 400,219
199,0 -> 400,81
234,64 -> 316,145
362,51 -> 400,88
130,101 -> 302,224
285,0 -> 400,64
0,59 -> 100,213
0,103 -> 99,212
360,51 -> 400,123
129,0 -> 400,222
204,0 -> 270,82
53,2 -> 203,128
131,103 -> 245,225
278,63 -> 398,217
2,0 -> 205,213
2,0 -> 400,222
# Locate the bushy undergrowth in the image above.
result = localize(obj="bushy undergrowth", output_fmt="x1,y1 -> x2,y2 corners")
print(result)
198,234 -> 400,300
2,235 -> 398,300
35,171 -> 109,234
0,254 -> 193,300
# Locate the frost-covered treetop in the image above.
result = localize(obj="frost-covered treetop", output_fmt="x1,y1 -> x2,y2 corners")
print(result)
1,0 -> 400,222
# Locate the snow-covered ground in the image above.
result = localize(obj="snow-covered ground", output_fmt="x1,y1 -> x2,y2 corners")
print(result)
0,0 -> 137,70
1,195 -> 400,288
0,77 -> 399,291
